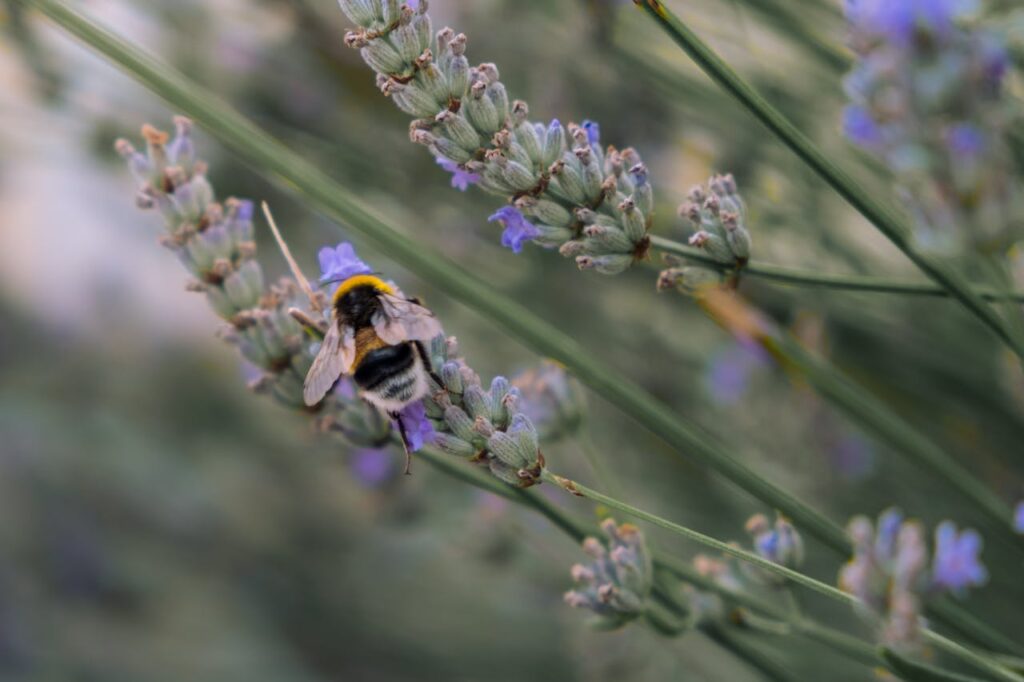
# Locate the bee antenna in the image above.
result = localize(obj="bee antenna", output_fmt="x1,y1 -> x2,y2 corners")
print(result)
261,202 -> 324,314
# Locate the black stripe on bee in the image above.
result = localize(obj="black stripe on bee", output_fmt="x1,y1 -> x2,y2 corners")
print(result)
354,342 -> 416,391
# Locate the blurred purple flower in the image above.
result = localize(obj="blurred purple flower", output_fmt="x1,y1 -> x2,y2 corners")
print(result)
1014,502 -> 1024,534
979,35 -> 1010,82
235,198 -> 254,222
407,0 -> 420,9
334,378 -> 357,400
948,123 -> 984,156
846,0 -> 966,44
318,242 -> 372,285
436,157 -> 480,192
831,432 -> 875,480
582,119 -> 601,146
749,515 -> 803,570
875,508 -> 904,561
704,343 -> 768,405
350,448 -> 397,488
489,206 -> 541,254
931,521 -> 987,594
843,105 -> 882,148
167,116 -> 195,167
397,401 -> 435,452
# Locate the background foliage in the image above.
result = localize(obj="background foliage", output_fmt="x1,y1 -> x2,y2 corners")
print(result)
1,0 -> 1022,679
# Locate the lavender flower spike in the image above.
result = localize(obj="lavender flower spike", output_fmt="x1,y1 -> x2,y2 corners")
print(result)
341,2 -> 653,272
421,337 -> 546,487
116,118 -> 389,445
843,0 -> 1020,251
1016,502 -> 1024,534
564,519 -> 653,629
838,508 -> 988,651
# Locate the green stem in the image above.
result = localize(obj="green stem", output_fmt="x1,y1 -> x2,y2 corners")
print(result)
759,326 -> 1022,546
790,621 -> 879,669
644,599 -> 691,636
929,601 -> 1024,662
632,1 -> 1024,360
730,0 -> 851,73
653,562 -> 783,623
418,449 -> 876,675
542,468 -> 858,605
577,427 -> 621,497
542,468 -> 1023,682
651,236 -> 1024,302
419,448 -> 902,678
701,622 -> 800,682
925,631 -> 1024,682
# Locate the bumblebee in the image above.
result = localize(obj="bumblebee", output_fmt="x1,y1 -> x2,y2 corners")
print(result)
304,274 -> 442,466
302,274 -> 443,407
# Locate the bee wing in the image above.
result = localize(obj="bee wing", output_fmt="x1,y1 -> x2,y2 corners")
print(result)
303,321 -> 356,406
372,293 -> 443,345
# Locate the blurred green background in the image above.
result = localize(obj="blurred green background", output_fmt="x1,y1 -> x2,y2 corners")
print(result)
1,0 -> 1022,679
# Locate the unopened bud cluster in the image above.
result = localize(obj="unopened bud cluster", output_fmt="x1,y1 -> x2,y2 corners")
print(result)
683,515 -> 802,625
658,174 -> 751,294
422,336 -> 545,487
339,0 -> 653,274
564,519 -> 653,629
839,508 -> 987,650
511,360 -> 585,443
843,1 -> 1021,252
116,119 -> 388,446
740,513 -> 804,586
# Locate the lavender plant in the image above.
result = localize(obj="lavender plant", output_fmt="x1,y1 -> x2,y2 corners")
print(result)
339,0 -> 653,273
108,114 -> 1024,682
18,0 -> 1024,677
421,335 -> 546,487
117,118 -> 553,489
511,360 -> 585,443
329,0 -> 1024,565
564,519 -> 653,629
115,119 -> 390,445
839,508 -> 988,651
843,0 -> 1022,251
741,513 -> 805,587
658,173 -> 752,294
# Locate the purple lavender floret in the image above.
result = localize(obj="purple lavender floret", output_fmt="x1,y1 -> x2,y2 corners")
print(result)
350,448 -> 397,487
843,106 -> 882,148
397,401 -> 435,452
318,242 -> 373,286
489,206 -> 541,254
931,521 -> 987,595
947,123 -> 984,156
436,157 -> 480,192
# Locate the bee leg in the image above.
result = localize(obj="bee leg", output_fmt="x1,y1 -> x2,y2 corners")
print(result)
392,411 -> 413,475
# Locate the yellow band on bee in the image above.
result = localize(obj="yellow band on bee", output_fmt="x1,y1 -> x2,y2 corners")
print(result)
331,274 -> 395,303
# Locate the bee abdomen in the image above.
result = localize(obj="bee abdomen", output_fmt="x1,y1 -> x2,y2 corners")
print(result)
354,343 -> 415,387
354,342 -> 429,411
